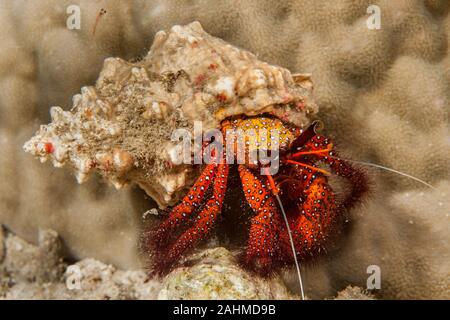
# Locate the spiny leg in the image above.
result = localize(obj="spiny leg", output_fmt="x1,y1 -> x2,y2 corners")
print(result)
290,134 -> 369,210
281,131 -> 369,260
279,175 -> 337,261
153,162 -> 229,275
238,165 -> 282,275
150,163 -> 217,249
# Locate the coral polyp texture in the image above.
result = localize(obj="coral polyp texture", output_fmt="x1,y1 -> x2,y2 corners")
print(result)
1,0 -> 449,299
23,21 -> 317,208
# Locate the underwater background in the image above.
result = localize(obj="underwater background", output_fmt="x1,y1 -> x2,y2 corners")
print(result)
0,0 -> 449,299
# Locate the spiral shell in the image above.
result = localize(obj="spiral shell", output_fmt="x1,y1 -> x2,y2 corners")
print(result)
23,21 -> 317,207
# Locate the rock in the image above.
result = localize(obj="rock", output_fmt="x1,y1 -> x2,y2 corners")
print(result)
0,230 -> 378,300
158,247 -> 296,300
1,230 -> 160,300
61,258 -> 161,300
4,229 -> 65,283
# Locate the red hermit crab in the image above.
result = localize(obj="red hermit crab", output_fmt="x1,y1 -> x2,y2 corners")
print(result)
23,22 -> 369,278
148,116 -> 369,276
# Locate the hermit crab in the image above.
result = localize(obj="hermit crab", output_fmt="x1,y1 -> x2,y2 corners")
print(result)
23,22 -> 368,277
148,116 -> 369,275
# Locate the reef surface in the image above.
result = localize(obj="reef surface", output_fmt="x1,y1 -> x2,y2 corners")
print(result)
0,0 -> 449,299
0,228 -> 373,300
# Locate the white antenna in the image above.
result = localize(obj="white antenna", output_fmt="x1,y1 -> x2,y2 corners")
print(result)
338,158 -> 437,190
274,193 -> 306,300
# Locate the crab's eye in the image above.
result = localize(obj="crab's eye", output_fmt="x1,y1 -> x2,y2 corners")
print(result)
310,120 -> 324,134
290,120 -> 322,150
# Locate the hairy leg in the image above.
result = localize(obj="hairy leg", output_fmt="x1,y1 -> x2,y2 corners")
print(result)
279,175 -> 337,261
150,163 -> 217,249
152,163 -> 229,275
238,165 -> 282,275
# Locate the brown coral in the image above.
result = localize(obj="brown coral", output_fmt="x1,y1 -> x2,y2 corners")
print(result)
0,0 -> 449,299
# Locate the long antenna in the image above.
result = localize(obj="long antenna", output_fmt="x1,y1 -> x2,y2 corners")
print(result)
274,193 -> 306,300
264,168 -> 305,300
338,158 -> 437,190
